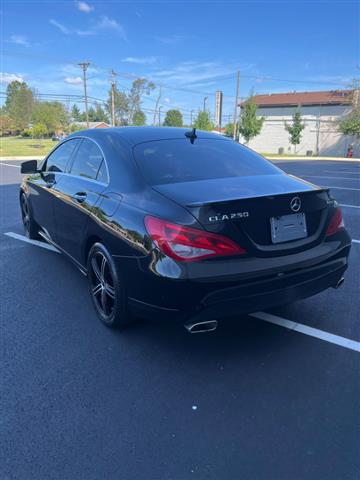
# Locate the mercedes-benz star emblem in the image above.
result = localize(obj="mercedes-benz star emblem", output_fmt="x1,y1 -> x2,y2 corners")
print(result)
290,196 -> 301,212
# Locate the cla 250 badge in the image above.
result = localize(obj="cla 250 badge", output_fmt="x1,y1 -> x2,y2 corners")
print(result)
209,212 -> 249,222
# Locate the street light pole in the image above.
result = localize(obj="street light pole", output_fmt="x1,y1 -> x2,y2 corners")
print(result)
203,96 -> 208,111
233,71 -> 240,140
78,62 -> 90,128
110,69 -> 117,127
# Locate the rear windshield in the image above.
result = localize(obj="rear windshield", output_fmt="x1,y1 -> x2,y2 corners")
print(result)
133,138 -> 280,185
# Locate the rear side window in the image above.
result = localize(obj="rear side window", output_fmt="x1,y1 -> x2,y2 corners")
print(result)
133,138 -> 280,185
70,139 -> 104,180
45,139 -> 79,173
96,160 -> 109,184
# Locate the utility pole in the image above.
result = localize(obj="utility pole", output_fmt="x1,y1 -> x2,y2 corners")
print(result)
315,109 -> 321,156
233,71 -> 240,140
158,106 -> 162,126
190,110 -> 194,126
153,86 -> 162,126
110,69 -> 117,127
78,62 -> 90,128
203,96 -> 208,111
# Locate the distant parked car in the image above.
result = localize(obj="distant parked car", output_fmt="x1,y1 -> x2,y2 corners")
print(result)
52,134 -> 66,142
19,127 -> 351,333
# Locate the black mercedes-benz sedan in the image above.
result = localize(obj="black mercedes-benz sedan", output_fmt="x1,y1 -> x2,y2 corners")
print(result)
20,127 -> 351,332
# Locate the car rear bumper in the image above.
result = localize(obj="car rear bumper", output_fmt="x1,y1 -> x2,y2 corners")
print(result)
125,239 -> 351,323
185,257 -> 347,323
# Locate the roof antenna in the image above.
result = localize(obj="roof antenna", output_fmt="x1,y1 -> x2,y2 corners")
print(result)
185,127 -> 197,144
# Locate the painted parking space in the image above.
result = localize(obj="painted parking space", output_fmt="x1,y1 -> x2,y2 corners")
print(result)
1,158 -> 359,480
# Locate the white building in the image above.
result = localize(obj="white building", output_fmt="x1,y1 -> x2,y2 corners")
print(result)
240,90 -> 356,157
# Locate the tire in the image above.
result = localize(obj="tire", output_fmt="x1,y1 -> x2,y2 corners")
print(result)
20,193 -> 41,240
87,242 -> 135,328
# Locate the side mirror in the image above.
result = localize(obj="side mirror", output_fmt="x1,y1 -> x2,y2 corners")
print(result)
21,160 -> 39,174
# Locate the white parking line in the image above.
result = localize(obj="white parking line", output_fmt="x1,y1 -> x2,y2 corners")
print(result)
324,185 -> 360,191
0,163 -> 21,168
325,170 -> 360,175
250,311 -> 360,353
304,175 -> 359,181
339,204 -> 360,209
4,231 -> 359,351
4,232 -> 59,252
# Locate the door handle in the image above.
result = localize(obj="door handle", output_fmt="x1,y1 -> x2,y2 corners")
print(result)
73,192 -> 87,203
45,179 -> 56,188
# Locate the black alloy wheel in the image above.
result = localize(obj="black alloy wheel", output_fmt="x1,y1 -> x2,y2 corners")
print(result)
20,193 -> 40,239
87,243 -> 134,328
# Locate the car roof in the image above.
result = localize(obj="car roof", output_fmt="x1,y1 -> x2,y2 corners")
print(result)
68,126 -> 231,146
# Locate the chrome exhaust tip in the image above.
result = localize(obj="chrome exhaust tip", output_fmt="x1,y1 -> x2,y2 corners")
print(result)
335,277 -> 345,289
184,320 -> 218,334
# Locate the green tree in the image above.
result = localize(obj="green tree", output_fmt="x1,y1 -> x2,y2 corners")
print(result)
128,78 -> 155,124
163,109 -> 183,127
32,101 -> 69,134
30,123 -> 48,146
85,103 -> 109,123
132,110 -> 146,126
224,123 -> 234,137
339,109 -> 360,138
94,103 -> 109,123
67,123 -> 88,134
0,112 -> 13,136
107,86 -> 129,125
238,97 -> 264,143
193,110 -> 213,131
71,104 -> 81,121
107,78 -> 155,125
5,81 -> 34,132
285,108 -> 305,153
87,106 -> 97,122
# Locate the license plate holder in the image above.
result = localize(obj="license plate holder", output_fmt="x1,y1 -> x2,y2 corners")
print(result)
270,213 -> 307,244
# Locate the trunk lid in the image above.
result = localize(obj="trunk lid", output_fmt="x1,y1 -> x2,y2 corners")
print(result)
153,174 -> 330,256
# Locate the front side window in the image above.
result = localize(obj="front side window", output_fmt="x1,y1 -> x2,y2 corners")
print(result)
45,139 -> 79,173
133,138 -> 281,185
70,139 -> 104,180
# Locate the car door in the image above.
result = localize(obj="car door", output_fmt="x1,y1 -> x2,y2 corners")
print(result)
29,139 -> 80,240
52,138 -> 108,263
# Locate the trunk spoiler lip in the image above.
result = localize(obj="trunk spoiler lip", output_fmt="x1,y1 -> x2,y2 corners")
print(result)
185,186 -> 328,208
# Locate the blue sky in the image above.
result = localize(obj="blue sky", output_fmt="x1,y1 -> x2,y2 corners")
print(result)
1,0 -> 359,122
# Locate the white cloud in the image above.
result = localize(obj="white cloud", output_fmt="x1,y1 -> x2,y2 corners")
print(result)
64,76 -> 83,85
150,61 -> 235,86
9,35 -> 30,47
76,29 -> 96,36
122,56 -> 158,65
49,15 -> 126,39
0,72 -> 24,84
76,1 -> 94,13
97,15 -> 127,40
150,61 -> 256,88
49,19 -> 70,34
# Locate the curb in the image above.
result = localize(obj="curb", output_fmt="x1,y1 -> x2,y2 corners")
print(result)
0,156 -> 44,161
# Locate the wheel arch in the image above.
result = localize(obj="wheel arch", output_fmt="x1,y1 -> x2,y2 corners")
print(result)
83,235 -> 104,264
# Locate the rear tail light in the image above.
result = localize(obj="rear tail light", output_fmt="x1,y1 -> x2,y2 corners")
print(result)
326,208 -> 344,237
145,215 -> 246,262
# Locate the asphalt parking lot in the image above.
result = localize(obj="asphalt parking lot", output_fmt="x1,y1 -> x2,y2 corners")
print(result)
0,158 -> 359,480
